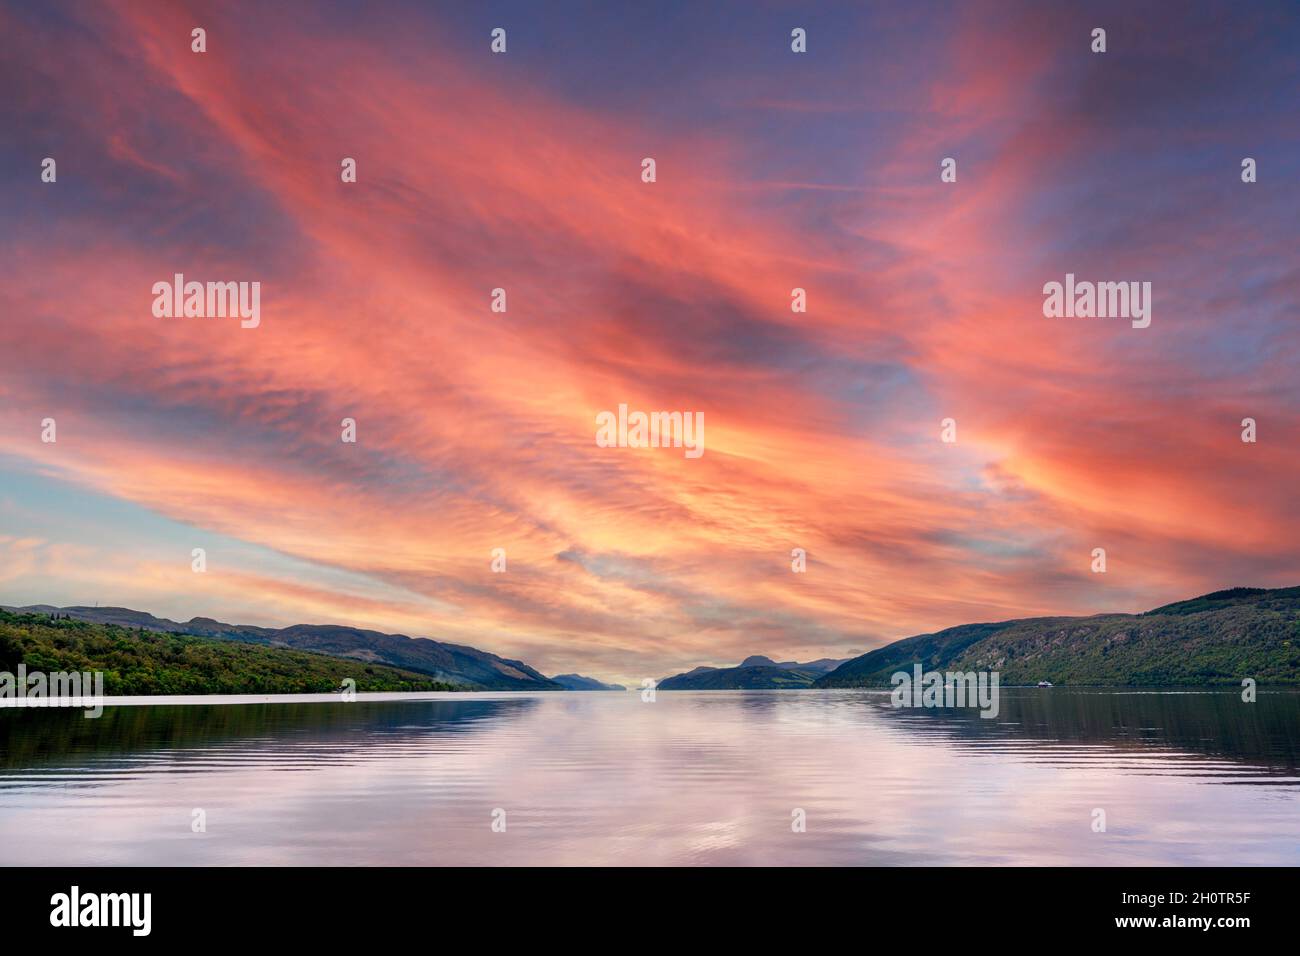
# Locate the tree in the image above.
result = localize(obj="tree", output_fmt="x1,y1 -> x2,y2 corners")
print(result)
0,631 -> 23,672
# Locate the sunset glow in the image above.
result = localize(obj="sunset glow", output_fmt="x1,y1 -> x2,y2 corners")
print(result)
2,1 -> 1297,686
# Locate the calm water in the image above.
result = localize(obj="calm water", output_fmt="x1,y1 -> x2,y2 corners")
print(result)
1,688 -> 1297,865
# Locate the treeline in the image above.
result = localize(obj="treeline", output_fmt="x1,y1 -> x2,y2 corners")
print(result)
816,588 -> 1300,688
0,610 -> 463,695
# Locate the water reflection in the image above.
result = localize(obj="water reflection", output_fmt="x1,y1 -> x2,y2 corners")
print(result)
866,688 -> 1300,780
0,689 -> 1295,865
0,696 -> 542,784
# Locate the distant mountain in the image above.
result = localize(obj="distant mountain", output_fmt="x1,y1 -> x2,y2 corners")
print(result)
816,586 -> 1300,688
658,655 -> 847,690
773,657 -> 845,674
3,604 -> 562,691
550,673 -> 626,691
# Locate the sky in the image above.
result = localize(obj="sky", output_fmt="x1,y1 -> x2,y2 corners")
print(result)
0,0 -> 1297,686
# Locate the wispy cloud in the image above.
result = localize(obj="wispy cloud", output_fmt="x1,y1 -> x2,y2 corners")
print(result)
1,0 -> 1296,684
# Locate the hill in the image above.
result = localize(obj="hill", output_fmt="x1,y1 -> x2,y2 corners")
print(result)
815,586 -> 1300,687
3,604 -> 561,691
550,673 -> 626,691
658,655 -> 846,690
0,609 -> 463,695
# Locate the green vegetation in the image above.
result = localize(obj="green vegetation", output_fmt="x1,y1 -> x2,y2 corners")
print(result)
5,604 -> 563,690
0,609 -> 463,695
816,587 -> 1300,687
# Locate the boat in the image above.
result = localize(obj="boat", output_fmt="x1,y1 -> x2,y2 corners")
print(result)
1037,680 -> 1053,688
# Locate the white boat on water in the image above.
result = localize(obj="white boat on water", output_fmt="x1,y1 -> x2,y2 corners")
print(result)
1037,680 -> 1053,688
